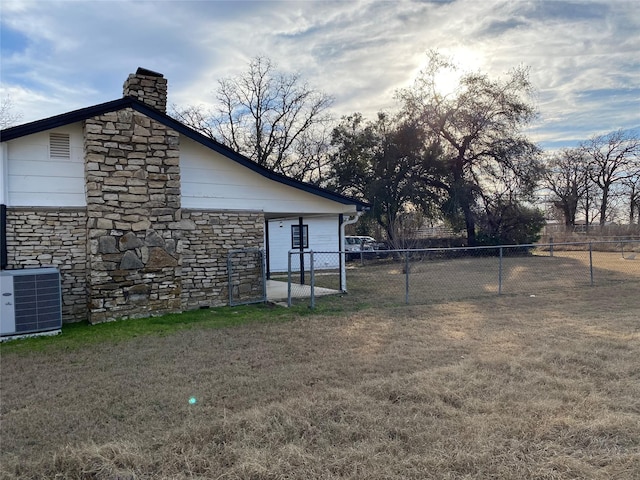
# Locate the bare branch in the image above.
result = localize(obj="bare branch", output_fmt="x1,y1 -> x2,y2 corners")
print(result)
0,95 -> 23,129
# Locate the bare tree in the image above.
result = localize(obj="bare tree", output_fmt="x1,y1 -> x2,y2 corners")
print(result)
543,148 -> 590,228
0,95 -> 23,129
170,104 -> 217,139
172,56 -> 333,181
581,130 -> 640,226
621,174 -> 640,225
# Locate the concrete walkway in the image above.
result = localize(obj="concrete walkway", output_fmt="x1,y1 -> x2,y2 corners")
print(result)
266,280 -> 340,302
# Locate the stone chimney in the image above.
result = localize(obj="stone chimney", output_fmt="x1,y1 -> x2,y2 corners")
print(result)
123,67 -> 167,113
84,67 -> 181,323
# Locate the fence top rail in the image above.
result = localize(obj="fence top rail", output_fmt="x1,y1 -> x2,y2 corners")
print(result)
289,239 -> 638,256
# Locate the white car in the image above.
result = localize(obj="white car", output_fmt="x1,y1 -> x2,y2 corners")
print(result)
344,236 -> 377,259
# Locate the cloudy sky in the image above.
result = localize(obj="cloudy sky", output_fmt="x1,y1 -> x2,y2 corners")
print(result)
1,0 -> 638,149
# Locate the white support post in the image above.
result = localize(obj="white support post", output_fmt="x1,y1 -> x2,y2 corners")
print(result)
0,143 -> 9,205
339,211 -> 363,292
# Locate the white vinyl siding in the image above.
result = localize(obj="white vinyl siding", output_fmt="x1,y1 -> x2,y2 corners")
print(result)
0,143 -> 7,204
5,124 -> 85,206
2,126 -> 359,213
268,216 -> 340,272
180,138 -> 356,215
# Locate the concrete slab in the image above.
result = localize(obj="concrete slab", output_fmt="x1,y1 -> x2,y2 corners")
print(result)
266,280 -> 340,301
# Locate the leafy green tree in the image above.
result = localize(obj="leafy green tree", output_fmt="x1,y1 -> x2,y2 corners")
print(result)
328,112 -> 443,247
475,196 -> 546,246
399,51 -> 542,245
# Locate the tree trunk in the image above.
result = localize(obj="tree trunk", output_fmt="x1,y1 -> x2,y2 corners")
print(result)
599,187 -> 609,226
569,204 -> 577,227
465,214 -> 476,246
560,202 -> 572,227
629,186 -> 637,225
451,163 -> 476,246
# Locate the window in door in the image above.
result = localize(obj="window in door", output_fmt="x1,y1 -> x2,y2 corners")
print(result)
291,224 -> 309,249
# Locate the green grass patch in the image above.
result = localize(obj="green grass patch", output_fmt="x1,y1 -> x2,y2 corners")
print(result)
0,302 -> 312,354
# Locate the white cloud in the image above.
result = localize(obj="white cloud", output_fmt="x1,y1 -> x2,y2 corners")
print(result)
1,0 -> 638,148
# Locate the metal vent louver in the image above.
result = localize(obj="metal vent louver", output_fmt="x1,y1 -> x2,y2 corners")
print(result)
50,133 -> 70,159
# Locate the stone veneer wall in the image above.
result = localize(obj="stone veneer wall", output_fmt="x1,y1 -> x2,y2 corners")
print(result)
4,207 -> 88,322
3,70 -> 269,324
181,209 -> 264,310
84,108 -> 183,323
2,205 -> 266,323
123,71 -> 168,113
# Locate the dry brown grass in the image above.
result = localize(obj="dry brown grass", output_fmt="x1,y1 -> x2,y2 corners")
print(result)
313,250 -> 640,307
1,283 -> 639,479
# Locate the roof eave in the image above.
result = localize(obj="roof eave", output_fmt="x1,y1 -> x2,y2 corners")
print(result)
0,97 -> 369,210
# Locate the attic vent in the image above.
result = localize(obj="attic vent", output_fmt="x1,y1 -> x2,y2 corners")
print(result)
50,133 -> 70,159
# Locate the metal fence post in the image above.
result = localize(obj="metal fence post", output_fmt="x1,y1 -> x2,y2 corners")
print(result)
589,242 -> 594,286
498,246 -> 503,295
227,253 -> 234,305
310,251 -> 315,309
549,237 -> 554,257
405,250 -> 410,305
287,251 -> 292,307
261,248 -> 267,302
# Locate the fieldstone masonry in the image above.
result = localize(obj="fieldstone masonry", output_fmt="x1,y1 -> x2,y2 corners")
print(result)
123,68 -> 168,113
84,107 -> 183,323
4,69 -> 267,324
181,210 -> 264,309
80,68 -> 184,323
4,208 -> 88,322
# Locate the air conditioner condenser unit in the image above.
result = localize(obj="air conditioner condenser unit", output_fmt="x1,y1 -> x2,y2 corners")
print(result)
1,268 -> 62,339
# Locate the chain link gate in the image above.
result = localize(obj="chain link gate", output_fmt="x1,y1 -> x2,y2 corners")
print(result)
227,248 -> 267,306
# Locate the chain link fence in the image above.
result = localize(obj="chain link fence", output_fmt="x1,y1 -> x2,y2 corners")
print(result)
282,240 -> 640,308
